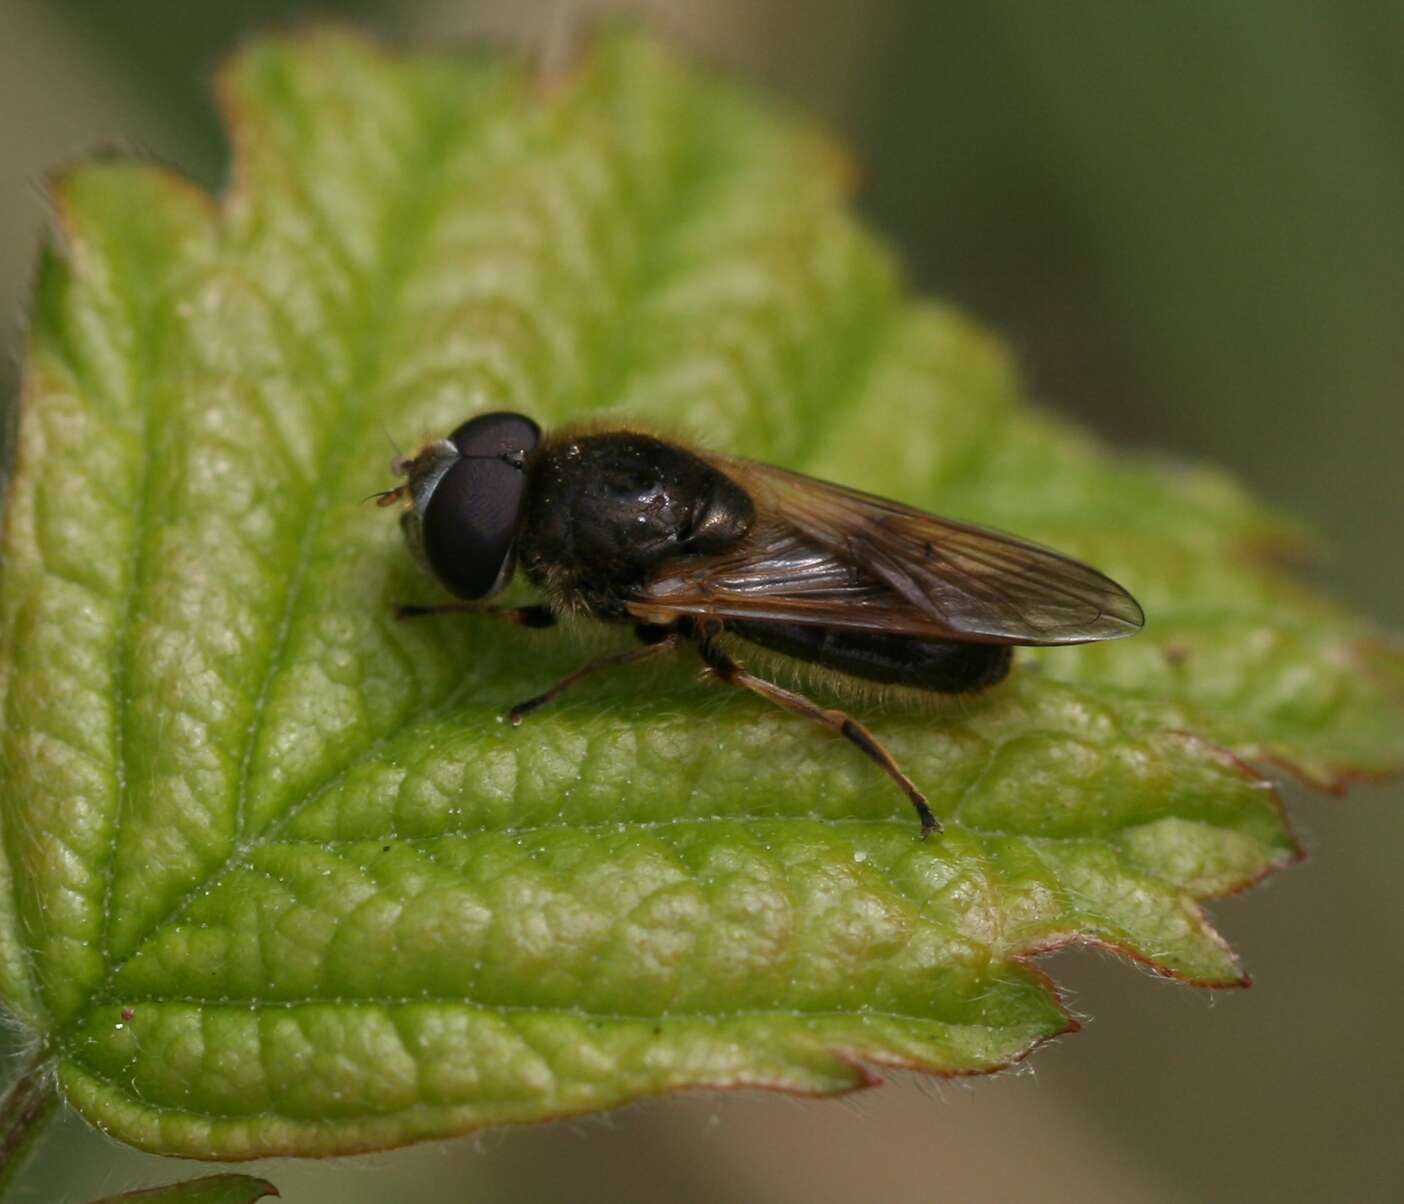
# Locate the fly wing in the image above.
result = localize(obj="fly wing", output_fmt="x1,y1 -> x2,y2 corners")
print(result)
628,457 -> 1144,646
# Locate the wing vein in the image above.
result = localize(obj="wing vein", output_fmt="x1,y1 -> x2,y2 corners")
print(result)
629,457 -> 1143,646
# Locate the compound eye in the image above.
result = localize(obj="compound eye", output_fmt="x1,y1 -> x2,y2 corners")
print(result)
448,411 -> 541,464
420,414 -> 540,600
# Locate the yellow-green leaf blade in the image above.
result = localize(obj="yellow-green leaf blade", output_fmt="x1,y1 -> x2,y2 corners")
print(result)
1,28 -> 1399,1160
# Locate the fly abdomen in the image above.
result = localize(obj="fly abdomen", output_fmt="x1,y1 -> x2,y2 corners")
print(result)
728,620 -> 1012,694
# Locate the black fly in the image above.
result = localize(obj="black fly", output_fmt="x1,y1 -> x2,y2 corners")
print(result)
380,413 -> 1144,834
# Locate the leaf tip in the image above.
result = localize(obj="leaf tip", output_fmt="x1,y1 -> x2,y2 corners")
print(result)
47,155 -> 214,235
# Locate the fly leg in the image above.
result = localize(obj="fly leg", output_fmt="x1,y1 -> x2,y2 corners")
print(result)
696,635 -> 940,836
394,602 -> 557,628
507,626 -> 681,724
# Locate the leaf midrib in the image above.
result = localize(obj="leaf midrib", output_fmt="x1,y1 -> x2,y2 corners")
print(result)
98,219 -> 172,979
65,62 -> 836,1044
89,76 -> 494,1007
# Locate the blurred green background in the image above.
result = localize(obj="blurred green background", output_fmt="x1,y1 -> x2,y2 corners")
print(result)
2,2 -> 1400,1201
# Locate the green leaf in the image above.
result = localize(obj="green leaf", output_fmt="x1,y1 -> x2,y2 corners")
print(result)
88,1174 -> 278,1204
0,28 -> 1400,1160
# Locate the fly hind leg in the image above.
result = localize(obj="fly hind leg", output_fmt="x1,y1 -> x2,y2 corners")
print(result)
696,636 -> 939,836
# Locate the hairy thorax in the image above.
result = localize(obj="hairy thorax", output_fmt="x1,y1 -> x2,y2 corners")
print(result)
515,430 -> 755,619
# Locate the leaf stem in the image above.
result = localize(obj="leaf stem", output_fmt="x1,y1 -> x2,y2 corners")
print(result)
0,1049 -> 57,1200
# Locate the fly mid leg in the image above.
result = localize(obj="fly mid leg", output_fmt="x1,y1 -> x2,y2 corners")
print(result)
505,624 -> 681,724
394,602 -> 558,628
696,632 -> 940,836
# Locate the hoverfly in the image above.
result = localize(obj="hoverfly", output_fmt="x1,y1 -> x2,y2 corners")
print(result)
377,412 -> 1144,834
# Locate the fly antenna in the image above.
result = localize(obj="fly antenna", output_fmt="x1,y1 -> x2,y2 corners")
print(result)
364,486 -> 406,507
383,424 -> 415,477
381,422 -> 404,460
